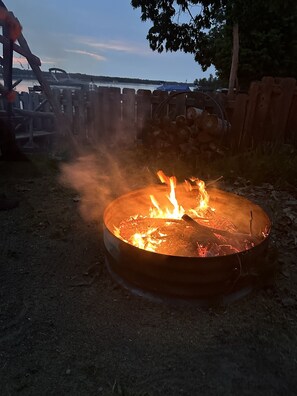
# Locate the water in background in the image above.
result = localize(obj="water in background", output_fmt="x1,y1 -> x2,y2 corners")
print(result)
14,79 -> 161,93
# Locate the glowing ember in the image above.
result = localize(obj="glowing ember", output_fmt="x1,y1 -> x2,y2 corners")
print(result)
113,170 -> 263,257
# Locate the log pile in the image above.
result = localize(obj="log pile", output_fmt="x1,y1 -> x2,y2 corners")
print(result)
142,107 -> 229,159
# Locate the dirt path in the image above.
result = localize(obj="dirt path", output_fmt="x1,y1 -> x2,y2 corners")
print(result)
0,157 -> 297,396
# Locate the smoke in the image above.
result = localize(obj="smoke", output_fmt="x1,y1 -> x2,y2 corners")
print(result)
59,147 -> 155,223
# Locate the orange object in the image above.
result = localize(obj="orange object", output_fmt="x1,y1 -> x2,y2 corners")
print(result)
0,8 -> 22,41
5,90 -> 17,102
6,14 -> 22,41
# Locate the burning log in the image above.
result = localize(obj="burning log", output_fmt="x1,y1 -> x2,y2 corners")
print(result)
115,217 -> 204,256
181,213 -> 221,243
181,213 -> 259,256
115,213 -> 263,257
182,214 -> 252,240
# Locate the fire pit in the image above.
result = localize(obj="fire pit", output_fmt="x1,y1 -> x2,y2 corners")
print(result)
103,172 -> 271,304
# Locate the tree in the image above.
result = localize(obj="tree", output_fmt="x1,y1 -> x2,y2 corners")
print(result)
210,0 -> 297,88
194,74 -> 222,90
131,0 -> 224,72
131,0 -> 297,89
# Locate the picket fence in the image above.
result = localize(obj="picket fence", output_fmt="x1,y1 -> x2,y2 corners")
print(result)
10,76 -> 297,150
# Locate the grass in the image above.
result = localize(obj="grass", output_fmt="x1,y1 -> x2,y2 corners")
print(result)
1,142 -> 296,190
128,143 -> 297,187
209,143 -> 297,186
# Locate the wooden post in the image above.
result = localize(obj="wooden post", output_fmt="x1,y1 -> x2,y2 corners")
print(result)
272,78 -> 296,142
251,76 -> 274,144
122,88 -> 136,139
241,81 -> 260,149
229,93 -> 248,150
152,90 -> 168,120
108,87 -> 121,139
85,89 -> 97,144
136,89 -> 152,140
285,89 -> 297,145
228,23 -> 239,96
0,5 -> 23,159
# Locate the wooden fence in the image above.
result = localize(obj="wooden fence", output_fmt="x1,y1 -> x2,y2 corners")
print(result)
5,76 -> 297,150
227,76 -> 297,149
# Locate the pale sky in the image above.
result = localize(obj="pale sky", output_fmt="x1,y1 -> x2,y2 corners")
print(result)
7,0 -> 216,83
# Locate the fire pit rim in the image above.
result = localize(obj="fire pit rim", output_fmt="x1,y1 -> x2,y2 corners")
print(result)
103,183 -> 272,302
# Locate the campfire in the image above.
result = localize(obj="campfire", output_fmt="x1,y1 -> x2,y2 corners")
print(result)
103,171 -> 272,301
111,171 -> 268,257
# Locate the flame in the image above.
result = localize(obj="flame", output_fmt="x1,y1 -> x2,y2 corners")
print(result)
114,170 -> 213,253
185,177 -> 211,217
148,171 -> 211,219
130,227 -> 162,252
112,171 -> 263,257
149,170 -> 185,219
115,224 -> 165,252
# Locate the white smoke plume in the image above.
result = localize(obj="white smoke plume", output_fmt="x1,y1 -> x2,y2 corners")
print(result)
59,148 -> 155,222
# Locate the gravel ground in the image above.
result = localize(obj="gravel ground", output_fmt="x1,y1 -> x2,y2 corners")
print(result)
0,152 -> 297,396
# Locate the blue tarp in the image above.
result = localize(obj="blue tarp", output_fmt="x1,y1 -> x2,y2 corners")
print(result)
156,84 -> 191,92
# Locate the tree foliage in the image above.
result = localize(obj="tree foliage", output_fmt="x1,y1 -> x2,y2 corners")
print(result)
212,0 -> 297,87
131,0 -> 224,71
194,73 -> 222,90
131,0 -> 297,87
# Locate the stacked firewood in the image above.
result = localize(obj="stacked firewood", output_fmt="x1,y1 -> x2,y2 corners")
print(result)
142,107 -> 228,159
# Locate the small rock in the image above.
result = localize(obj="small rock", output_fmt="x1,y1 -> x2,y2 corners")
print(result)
66,368 -> 71,375
281,297 -> 296,307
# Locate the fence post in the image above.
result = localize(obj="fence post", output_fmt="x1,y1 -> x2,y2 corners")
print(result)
136,89 -> 152,140
122,88 -> 136,143
229,93 -> 248,151
271,78 -> 296,142
240,81 -> 260,149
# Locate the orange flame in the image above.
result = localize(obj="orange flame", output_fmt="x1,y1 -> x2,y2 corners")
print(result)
130,227 -> 163,252
185,177 -> 211,217
149,170 -> 185,219
114,170 -> 212,253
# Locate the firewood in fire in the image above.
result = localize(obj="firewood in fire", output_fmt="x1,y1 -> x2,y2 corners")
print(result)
181,213 -> 260,253
182,213 -> 250,239
181,214 -> 221,244
114,212 -> 261,257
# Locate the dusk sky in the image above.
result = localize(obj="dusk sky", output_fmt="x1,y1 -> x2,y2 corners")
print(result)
8,0 -> 215,83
